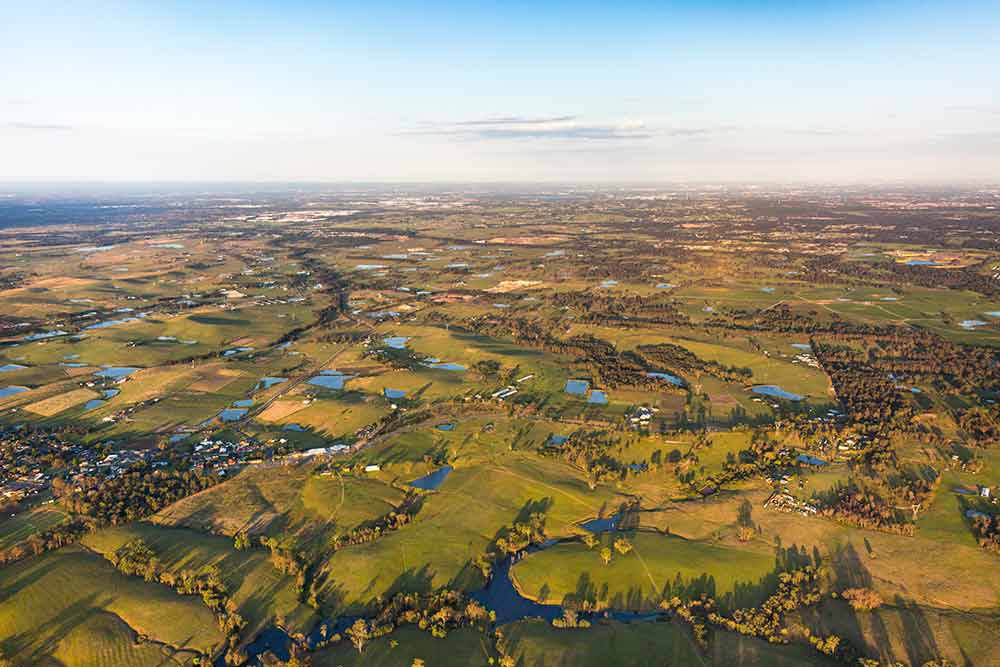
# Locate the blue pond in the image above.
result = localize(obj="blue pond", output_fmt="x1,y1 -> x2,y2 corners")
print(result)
222,346 -> 254,357
94,367 -> 139,380
0,386 -> 29,399
580,513 -> 621,533
83,399 -> 106,411
256,376 -> 286,390
985,311 -> 1000,318
219,408 -> 248,422
169,434 -> 188,444
588,390 -> 609,405
425,361 -> 466,371
646,371 -> 684,386
23,330 -> 67,341
548,434 -> 568,445
232,399 -> 254,408
283,423 -> 306,432
564,379 -> 590,395
85,316 -> 142,330
761,287 -> 775,293
907,259 -> 937,266
752,385 -> 804,401
408,465 -> 453,490
656,283 -> 675,289
308,374 -> 349,390
600,279 -> 619,288
796,454 -> 828,466
436,423 -> 455,431
791,343 -> 812,351
383,336 -> 410,349
103,389 -> 120,399
61,362 -> 87,367
384,388 -> 406,399
0,364 -> 26,373
472,551 -> 563,625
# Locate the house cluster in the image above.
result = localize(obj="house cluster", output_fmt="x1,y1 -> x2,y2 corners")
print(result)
764,490 -> 819,516
627,406 -> 658,430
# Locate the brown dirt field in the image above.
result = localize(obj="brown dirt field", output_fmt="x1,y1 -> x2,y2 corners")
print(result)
24,387 -> 100,416
63,365 -> 98,377
257,400 -> 308,422
189,366 -> 244,392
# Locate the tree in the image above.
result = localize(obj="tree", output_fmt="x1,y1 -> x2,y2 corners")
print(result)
347,619 -> 370,654
599,547 -> 612,566
411,659 -> 426,667
841,587 -> 883,611
613,537 -> 632,555
234,531 -> 250,550
583,533 -> 599,549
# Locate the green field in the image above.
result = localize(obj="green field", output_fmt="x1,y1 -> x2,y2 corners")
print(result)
0,546 -> 224,666
82,522 -> 317,636
512,532 -> 777,611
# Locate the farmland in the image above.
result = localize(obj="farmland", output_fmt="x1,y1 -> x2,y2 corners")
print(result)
0,186 -> 999,667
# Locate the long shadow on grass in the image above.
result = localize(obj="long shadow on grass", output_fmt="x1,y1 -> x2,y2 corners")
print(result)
895,596 -> 943,667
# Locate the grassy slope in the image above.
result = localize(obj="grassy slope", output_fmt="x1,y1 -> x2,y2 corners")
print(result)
0,546 -> 223,665
512,532 -> 776,610
317,456 -> 622,614
82,522 -> 317,636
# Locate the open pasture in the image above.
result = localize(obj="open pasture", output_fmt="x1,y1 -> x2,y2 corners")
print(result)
0,546 -> 224,665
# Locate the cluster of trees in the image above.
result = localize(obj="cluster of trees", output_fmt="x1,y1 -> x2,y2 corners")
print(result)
540,430 -> 638,488
968,512 -> 1000,553
815,481 -> 914,535
0,517 -> 89,566
258,536 -> 322,607
331,492 -> 422,551
551,608 -> 591,628
59,466 -> 219,525
706,565 -> 823,644
813,343 -> 909,422
957,407 -> 1000,446
108,539 -> 246,660
801,254 -> 1000,298
692,435 -> 795,496
839,587 -> 883,611
548,292 -> 690,328
342,589 -> 492,655
637,342 -> 750,383
474,512 -> 547,579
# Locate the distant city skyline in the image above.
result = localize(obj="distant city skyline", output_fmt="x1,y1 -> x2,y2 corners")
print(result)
3,1 -> 999,183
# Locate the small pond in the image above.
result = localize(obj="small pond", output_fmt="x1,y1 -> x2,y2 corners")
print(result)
256,377 -> 287,390
646,371 -> 684,386
425,361 -> 466,371
308,374 -> 349,390
408,465 -> 453,490
0,386 -> 29,399
94,367 -> 139,380
751,385 -> 804,401
587,390 -> 608,405
383,336 -> 410,349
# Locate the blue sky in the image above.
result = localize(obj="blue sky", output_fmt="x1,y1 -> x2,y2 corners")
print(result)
2,1 -> 999,183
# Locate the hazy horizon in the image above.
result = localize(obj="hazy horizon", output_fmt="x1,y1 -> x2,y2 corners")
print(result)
4,1 -> 1000,184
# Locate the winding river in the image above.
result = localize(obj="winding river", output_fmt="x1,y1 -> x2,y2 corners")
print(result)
221,512 -> 660,666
